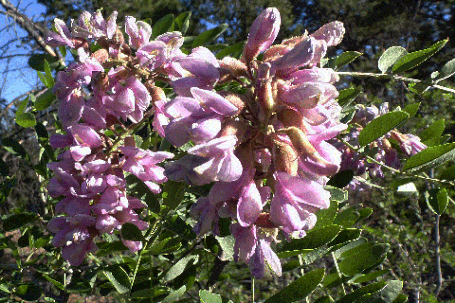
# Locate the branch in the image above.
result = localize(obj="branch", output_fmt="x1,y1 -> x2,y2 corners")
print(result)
337,71 -> 455,95
0,0 -> 58,58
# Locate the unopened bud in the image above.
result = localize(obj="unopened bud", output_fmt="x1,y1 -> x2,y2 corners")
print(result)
92,48 -> 109,64
257,63 -> 276,120
243,7 -> 281,63
146,83 -> 166,104
271,37 -> 314,72
263,44 -> 292,63
274,141 -> 299,176
218,91 -> 247,114
94,72 -> 109,91
277,108 -> 305,129
220,118 -> 248,142
219,57 -> 249,78
281,127 -> 316,156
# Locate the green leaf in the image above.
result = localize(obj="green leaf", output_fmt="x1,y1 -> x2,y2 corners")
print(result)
338,243 -> 389,276
358,111 -> 409,146
327,51 -> 363,70
43,274 -> 65,290
148,237 -> 182,255
439,165 -> 455,181
337,86 -> 362,107
328,228 -> 361,246
28,53 -> 59,71
1,213 -> 37,231
361,280 -> 403,303
162,285 -> 187,303
199,290 -> 222,303
326,186 -> 348,202
327,170 -> 354,188
333,208 -> 359,228
402,102 -> 420,117
392,39 -> 448,73
174,12 -> 191,35
315,200 -> 339,228
163,255 -> 197,282
336,281 -> 387,303
15,113 -> 36,128
434,58 -> 455,82
16,95 -> 29,116
161,181 -> 188,211
35,122 -> 49,140
216,235 -> 235,261
216,41 -> 245,59
104,265 -> 131,294
419,118 -> 445,141
264,268 -> 324,303
426,188 -> 448,215
37,60 -> 55,88
402,142 -> 455,172
126,174 -> 160,213
353,269 -> 390,283
192,24 -> 228,47
279,225 -> 341,252
314,296 -> 334,303
392,294 -> 408,303
378,46 -> 407,73
34,90 -> 56,111
120,222 -> 144,241
152,14 -> 175,39
15,283 -> 42,301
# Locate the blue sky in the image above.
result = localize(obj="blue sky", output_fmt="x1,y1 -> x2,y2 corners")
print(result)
0,0 -> 48,103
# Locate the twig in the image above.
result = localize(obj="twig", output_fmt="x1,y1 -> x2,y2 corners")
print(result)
337,71 -> 455,95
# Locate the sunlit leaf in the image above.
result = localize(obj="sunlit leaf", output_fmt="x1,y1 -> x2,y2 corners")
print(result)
358,111 -> 409,146
402,142 -> 455,172
192,24 -> 228,47
264,268 -> 324,303
392,39 -> 448,73
378,46 -> 407,73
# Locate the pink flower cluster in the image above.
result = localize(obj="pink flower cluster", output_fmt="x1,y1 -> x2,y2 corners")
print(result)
159,8 -> 347,278
46,8 -> 348,277
46,11 -> 180,265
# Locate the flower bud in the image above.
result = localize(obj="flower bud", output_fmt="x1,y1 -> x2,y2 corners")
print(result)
281,127 -> 316,157
219,57 -> 249,78
257,63 -> 276,121
274,141 -> 299,176
218,91 -> 247,114
277,108 -> 304,129
145,83 -> 166,104
243,8 -> 281,63
271,37 -> 314,72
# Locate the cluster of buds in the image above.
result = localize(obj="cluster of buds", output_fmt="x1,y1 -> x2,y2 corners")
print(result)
46,7 -> 348,277
335,103 -> 427,194
159,8 -> 347,278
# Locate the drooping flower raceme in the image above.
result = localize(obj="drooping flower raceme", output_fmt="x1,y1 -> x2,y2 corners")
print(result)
162,8 -> 347,278
46,11 -> 184,265
47,8 -> 348,277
